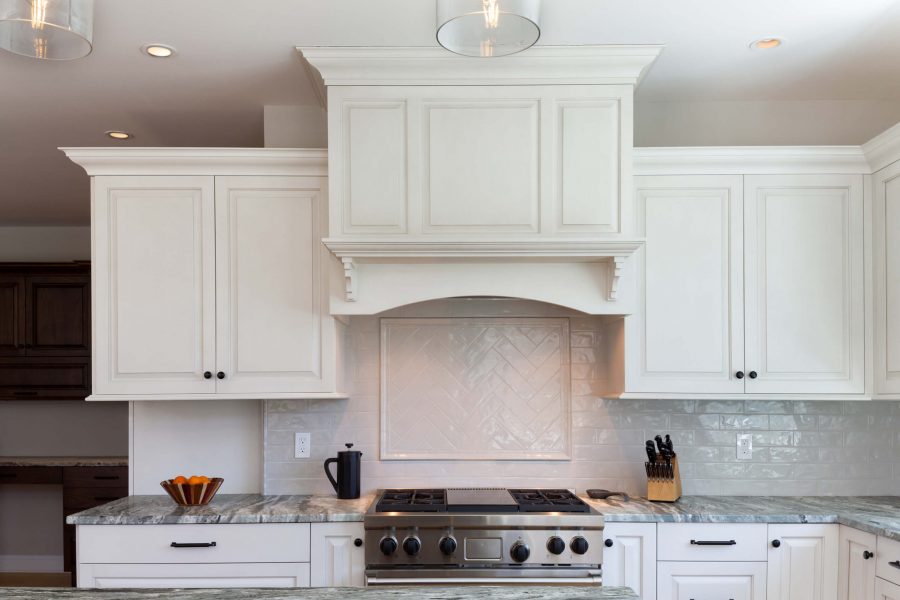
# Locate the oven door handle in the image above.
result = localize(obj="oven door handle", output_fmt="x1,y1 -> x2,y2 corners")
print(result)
366,575 -> 603,586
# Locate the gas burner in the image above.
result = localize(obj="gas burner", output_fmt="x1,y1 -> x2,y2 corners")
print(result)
375,489 -> 447,512
508,489 -> 590,512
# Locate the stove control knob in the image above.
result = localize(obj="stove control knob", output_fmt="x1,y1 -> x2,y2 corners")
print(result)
510,541 -> 531,563
403,536 -> 422,556
379,537 -> 398,556
547,536 -> 566,555
439,536 -> 457,556
570,536 -> 589,555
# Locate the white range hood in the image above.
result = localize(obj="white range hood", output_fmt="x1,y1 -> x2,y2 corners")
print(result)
299,46 -> 662,315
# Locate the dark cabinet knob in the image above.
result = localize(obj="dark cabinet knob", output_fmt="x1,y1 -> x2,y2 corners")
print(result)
354,538 -> 363,547
203,371 -> 212,379
547,536 -> 566,555
216,371 -> 225,379
735,371 -> 745,379
864,550 -> 874,560
570,536 -> 589,555
771,539 -> 781,548
749,371 -> 758,379
605,539 -> 614,548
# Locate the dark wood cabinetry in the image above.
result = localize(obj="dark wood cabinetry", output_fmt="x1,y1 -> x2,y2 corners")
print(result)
0,263 -> 90,401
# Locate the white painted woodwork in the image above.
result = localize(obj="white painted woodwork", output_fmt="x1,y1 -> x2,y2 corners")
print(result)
77,524 -> 310,564
838,526 -> 876,600
91,176 -> 216,395
601,523 -> 657,600
767,524 -> 839,600
657,523 -> 768,562
77,563 -> 310,589
873,160 -> 900,396
657,561 -> 767,600
627,175 -> 744,394
309,523 -> 365,588
876,535 -> 900,586
744,175 -> 864,394
214,176 -> 332,393
877,578 -> 900,600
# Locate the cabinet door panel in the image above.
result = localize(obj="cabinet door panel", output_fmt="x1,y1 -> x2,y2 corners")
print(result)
310,522 -> 365,588
878,578 -> 900,600
768,524 -> 839,600
657,561 -> 766,600
93,176 -> 216,395
874,161 -> 900,395
744,175 -> 864,394
78,563 -> 310,589
839,526 -> 876,600
25,275 -> 90,356
0,276 -> 26,356
215,176 -> 329,393
602,523 -> 657,600
627,175 -> 744,394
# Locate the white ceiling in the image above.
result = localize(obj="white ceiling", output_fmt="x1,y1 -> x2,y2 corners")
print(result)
3,0 -> 900,225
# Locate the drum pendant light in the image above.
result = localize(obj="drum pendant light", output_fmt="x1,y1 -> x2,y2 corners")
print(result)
436,0 -> 540,57
0,0 -> 93,60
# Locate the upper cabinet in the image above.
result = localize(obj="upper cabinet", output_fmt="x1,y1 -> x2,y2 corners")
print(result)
64,149 -> 346,401
626,171 -> 865,398
873,160 -> 900,397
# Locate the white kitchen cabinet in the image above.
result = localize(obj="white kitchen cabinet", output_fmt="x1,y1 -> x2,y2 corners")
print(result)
602,523 -> 657,599
767,524 -> 839,600
876,535 -> 900,586
873,160 -> 900,397
310,522 -> 365,588
627,176 -> 744,395
657,561 -> 766,600
877,578 -> 900,600
744,175 -> 864,394
839,526 -> 876,600
78,563 -> 311,589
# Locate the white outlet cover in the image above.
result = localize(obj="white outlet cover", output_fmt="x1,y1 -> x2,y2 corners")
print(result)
737,433 -> 753,460
294,432 -> 311,459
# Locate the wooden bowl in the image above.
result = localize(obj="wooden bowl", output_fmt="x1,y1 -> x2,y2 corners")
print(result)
160,478 -> 224,506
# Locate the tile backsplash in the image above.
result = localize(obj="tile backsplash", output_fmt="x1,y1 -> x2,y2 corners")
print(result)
264,299 -> 900,497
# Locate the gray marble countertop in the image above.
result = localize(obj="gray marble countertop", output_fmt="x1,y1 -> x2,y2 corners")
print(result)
67,494 -> 375,525
587,495 -> 900,541
0,587 -> 636,600
0,456 -> 128,467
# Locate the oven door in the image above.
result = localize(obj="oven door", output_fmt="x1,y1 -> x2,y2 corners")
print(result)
366,568 -> 603,586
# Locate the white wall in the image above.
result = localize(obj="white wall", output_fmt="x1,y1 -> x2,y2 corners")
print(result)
0,226 -> 90,261
264,105 -> 327,148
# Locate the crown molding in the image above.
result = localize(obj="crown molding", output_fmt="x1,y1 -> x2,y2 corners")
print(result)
862,120 -> 900,173
297,45 -> 664,87
60,148 -> 328,177
633,145 -> 871,176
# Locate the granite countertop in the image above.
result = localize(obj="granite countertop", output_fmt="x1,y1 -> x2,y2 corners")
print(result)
0,587 -> 637,600
0,456 -> 128,467
587,495 -> 900,541
67,494 -> 376,525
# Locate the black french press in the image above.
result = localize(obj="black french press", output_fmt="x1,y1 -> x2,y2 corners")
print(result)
323,443 -> 362,499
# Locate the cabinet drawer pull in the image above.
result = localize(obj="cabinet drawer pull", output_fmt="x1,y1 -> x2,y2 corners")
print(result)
170,541 -> 217,548
690,539 -> 736,546
93,475 -> 120,480
12,391 -> 38,396
890,560 -> 900,569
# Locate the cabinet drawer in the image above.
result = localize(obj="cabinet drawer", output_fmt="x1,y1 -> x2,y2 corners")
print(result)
64,466 -> 127,488
78,523 -> 310,564
657,523 -> 768,562
78,562 -> 310,589
0,466 -> 62,484
878,536 -> 900,586
64,487 -> 128,514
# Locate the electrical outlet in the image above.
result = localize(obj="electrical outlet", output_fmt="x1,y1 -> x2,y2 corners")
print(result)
737,434 -> 753,460
294,432 -> 311,459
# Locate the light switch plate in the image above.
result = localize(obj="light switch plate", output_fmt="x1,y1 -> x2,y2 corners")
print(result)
294,432 -> 311,459
737,434 -> 753,460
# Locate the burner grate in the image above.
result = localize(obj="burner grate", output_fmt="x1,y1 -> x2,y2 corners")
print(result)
375,489 -> 447,512
508,489 -> 590,513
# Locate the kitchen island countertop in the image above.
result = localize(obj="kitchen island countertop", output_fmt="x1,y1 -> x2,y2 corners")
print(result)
0,587 -> 637,600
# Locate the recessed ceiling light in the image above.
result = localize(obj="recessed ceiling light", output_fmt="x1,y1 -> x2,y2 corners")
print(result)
143,44 -> 175,58
106,131 -> 133,140
751,38 -> 783,50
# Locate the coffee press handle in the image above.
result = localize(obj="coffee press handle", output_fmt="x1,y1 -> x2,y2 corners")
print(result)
323,458 -> 339,494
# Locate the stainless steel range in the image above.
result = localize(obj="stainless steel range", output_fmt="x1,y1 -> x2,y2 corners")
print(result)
364,488 -> 604,586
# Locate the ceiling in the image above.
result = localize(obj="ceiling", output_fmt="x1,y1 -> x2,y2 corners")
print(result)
3,0 -> 900,225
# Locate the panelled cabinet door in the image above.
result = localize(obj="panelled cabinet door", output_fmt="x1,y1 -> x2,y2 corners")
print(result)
878,578 -> 900,600
310,523 -> 365,588
92,176 -> 216,396
0,276 -> 26,356
627,175 -> 744,394
873,160 -> 900,396
768,524 -> 839,600
744,175 -> 864,394
657,561 -> 766,600
602,523 -> 657,600
77,563 -> 310,589
24,274 -> 90,356
214,176 -> 332,394
838,526 -> 876,600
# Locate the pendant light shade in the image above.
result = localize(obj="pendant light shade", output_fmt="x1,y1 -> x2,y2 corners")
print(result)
0,0 -> 93,60
436,0 -> 540,57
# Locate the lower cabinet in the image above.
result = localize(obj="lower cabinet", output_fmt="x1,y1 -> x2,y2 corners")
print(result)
78,563 -> 310,589
877,578 -> 900,600
767,524 -> 839,600
839,525 -> 877,600
657,561 -> 766,600
602,523 -> 657,600
310,522 -> 365,587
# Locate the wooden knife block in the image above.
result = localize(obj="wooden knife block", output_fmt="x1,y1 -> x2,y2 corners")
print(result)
647,456 -> 682,503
